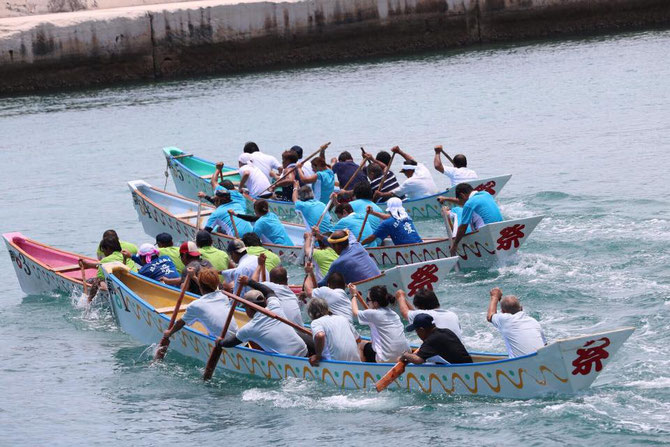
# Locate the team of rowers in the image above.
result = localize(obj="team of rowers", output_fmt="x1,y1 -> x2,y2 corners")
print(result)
78,143 -> 545,366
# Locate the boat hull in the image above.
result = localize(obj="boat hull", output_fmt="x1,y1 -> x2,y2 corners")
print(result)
3,232 -> 107,301
163,148 -> 511,221
104,265 -> 633,398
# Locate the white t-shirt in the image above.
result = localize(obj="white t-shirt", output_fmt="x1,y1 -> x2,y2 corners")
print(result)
407,309 -> 462,341
393,163 -> 438,200
182,290 -> 238,337
239,164 -> 271,197
442,166 -> 478,187
261,281 -> 304,327
357,307 -> 410,363
251,152 -> 281,180
312,287 -> 353,322
491,311 -> 546,358
222,253 -> 258,296
236,297 -> 308,357
311,315 -> 361,362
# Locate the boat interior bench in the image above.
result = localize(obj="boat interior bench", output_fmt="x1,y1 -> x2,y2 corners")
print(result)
175,209 -> 214,219
51,264 -> 84,273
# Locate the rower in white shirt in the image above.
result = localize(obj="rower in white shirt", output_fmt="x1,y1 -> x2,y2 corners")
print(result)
221,239 -> 258,296
395,288 -> 463,341
487,287 -> 547,358
433,145 -> 478,187
252,253 -> 303,327
307,298 -> 362,366
238,153 -> 272,198
243,141 -> 282,180
374,146 -> 438,201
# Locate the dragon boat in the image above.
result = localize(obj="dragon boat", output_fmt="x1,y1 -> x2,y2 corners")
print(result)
162,146 -> 512,221
129,180 -> 543,269
3,232 -> 105,301
103,264 -> 634,398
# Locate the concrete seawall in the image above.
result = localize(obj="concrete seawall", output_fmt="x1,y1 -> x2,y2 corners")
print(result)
1,0 -> 669,94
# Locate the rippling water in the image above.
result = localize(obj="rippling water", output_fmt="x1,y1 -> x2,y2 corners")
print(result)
1,30 -> 669,445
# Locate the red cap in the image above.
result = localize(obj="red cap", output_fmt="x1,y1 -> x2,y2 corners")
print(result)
179,241 -> 201,257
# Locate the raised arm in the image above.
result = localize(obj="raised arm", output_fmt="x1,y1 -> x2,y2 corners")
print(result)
395,289 -> 414,320
433,146 -> 445,173
368,206 -> 390,220
211,162 -> 224,189
296,162 -> 317,184
303,262 -> 318,296
391,146 -> 414,163
487,287 -> 502,322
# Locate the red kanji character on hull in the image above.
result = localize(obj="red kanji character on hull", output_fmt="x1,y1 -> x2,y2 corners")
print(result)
407,264 -> 439,296
475,181 -> 497,195
496,224 -> 526,251
571,337 -> 611,375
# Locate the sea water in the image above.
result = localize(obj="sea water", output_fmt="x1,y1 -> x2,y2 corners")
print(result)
0,29 -> 669,445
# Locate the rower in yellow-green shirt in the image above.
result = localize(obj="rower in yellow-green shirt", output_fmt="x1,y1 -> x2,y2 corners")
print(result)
241,232 -> 281,271
95,230 -> 137,260
196,231 -> 230,280
155,233 -> 186,273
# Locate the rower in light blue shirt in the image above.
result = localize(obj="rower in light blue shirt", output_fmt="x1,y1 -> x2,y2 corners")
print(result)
205,189 -> 253,236
293,183 -> 333,234
441,183 -> 503,256
237,199 -> 294,246
348,182 -> 383,232
333,203 -> 377,247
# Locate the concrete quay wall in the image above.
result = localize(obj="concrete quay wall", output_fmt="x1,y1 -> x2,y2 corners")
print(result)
1,0 -> 669,94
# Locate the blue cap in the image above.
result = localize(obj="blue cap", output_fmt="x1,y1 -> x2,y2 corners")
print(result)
405,313 -> 435,332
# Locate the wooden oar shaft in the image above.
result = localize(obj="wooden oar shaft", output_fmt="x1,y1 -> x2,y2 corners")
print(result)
195,199 -> 202,231
357,208 -> 371,241
315,198 -> 333,228
220,289 -> 312,336
355,291 -> 369,309
376,150 -> 397,193
203,283 -> 243,380
375,360 -> 406,392
341,157 -> 368,191
228,210 -> 240,238
262,142 -> 331,193
154,275 -> 191,361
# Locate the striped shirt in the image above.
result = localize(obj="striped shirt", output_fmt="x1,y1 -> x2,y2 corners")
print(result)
369,171 -> 400,201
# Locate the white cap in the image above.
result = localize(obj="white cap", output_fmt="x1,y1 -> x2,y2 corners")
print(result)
386,197 -> 409,220
238,153 -> 252,165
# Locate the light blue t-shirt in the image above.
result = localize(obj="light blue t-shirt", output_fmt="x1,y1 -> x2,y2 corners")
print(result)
295,199 -> 333,234
254,213 -> 294,246
313,169 -> 335,204
460,191 -> 503,227
215,186 -> 247,213
450,207 -> 473,234
206,202 -> 253,236
333,213 -> 378,247
349,199 -> 383,232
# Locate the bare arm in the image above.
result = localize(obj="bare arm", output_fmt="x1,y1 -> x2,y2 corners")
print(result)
163,318 -> 186,338
368,208 -> 390,220
395,289 -> 414,320
211,162 -> 224,189
449,223 -> 469,256
360,234 -> 377,246
238,171 -> 249,192
296,163 -> 317,184
349,284 -> 360,318
303,262 -> 318,296
487,288 -> 502,322
433,147 -> 445,173
79,258 -> 99,269
291,179 -> 300,203
399,352 -> 425,365
391,146 -> 414,163
309,332 -> 326,366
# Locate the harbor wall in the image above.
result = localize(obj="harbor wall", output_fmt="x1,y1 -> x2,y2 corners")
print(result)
1,0 -> 669,94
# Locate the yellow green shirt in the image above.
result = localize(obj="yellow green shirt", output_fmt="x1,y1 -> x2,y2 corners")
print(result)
159,246 -> 185,273
313,247 -> 338,276
246,246 -> 281,271
199,246 -> 230,272
97,251 -> 137,279
97,240 -> 138,260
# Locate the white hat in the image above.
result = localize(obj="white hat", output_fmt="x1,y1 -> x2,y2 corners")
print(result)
400,163 -> 417,172
386,197 -> 409,220
238,153 -> 252,165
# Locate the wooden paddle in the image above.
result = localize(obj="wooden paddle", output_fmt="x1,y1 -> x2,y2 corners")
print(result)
228,210 -> 240,238
440,205 -> 461,273
78,260 -> 88,294
353,290 -> 368,309
357,208 -> 372,241
376,148 -> 397,194
376,359 -> 407,392
195,199 -> 203,230
154,275 -> 191,361
262,142 -> 331,194
341,157 -> 368,191
202,283 -> 243,380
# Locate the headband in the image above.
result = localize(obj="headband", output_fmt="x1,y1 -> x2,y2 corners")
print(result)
327,229 -> 350,244
401,163 -> 416,171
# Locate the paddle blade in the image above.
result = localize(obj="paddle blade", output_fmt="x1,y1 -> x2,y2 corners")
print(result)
203,345 -> 223,381
154,336 -> 171,361
376,361 -> 406,392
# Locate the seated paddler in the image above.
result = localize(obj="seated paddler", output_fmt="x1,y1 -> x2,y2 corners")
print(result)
360,198 -> 422,246
203,188 -> 253,237
231,199 -> 294,246
316,230 -> 380,287
162,267 -> 238,340
132,243 -> 180,282
216,275 -> 310,357
80,235 -> 137,301
307,298 -> 362,366
399,313 -> 472,365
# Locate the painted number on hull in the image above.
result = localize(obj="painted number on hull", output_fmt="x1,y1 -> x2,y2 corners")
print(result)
9,250 -> 31,276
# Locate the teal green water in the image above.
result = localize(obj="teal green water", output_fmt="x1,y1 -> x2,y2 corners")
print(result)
1,30 -> 669,445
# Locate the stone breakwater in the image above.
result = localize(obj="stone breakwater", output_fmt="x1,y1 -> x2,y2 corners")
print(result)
1,0 -> 669,94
